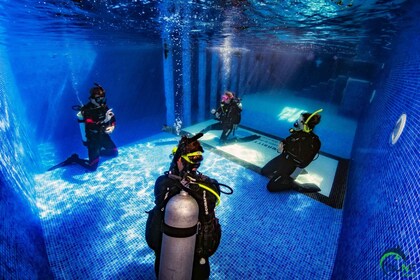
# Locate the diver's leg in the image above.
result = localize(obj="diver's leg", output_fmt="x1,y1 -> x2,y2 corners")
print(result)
84,137 -> 100,171
225,123 -> 234,139
192,256 -> 210,280
232,124 -> 238,136
262,154 -> 296,177
266,174 -> 294,192
265,156 -> 298,192
220,129 -> 228,143
200,122 -> 222,134
220,123 -> 233,143
100,134 -> 118,157
261,155 -> 283,177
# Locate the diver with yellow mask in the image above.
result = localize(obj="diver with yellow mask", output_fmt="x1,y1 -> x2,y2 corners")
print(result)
145,133 -> 232,279
261,109 -> 323,192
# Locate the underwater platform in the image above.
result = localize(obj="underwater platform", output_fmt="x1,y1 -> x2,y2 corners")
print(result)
183,119 -> 349,209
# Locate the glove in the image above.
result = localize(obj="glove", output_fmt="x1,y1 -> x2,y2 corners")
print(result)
103,109 -> 114,124
211,109 -> 216,114
105,125 -> 115,134
277,141 -> 285,153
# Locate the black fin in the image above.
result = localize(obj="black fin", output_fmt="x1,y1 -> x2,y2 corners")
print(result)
292,182 -> 321,193
224,134 -> 261,145
47,154 -> 79,171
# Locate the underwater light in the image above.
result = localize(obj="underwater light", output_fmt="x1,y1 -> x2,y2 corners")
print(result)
277,106 -> 305,122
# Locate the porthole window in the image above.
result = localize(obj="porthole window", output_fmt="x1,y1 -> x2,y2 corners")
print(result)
390,113 -> 407,145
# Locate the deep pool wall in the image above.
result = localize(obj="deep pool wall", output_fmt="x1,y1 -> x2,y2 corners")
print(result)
331,2 -> 420,279
8,44 -> 166,149
0,39 -> 53,278
1,31 -> 165,279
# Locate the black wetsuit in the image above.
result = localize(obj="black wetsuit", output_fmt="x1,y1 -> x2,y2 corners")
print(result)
262,130 -> 321,192
202,99 -> 242,143
80,102 -> 118,170
146,172 -> 221,280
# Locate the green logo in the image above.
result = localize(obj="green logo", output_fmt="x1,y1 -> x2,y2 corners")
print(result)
380,247 -> 419,278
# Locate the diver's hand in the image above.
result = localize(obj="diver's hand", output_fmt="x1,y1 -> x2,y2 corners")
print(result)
103,109 -> 114,123
185,172 -> 199,182
211,109 -> 216,114
105,125 -> 115,134
277,142 -> 284,153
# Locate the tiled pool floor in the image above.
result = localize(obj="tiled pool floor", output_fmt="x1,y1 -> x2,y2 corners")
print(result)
35,132 -> 342,280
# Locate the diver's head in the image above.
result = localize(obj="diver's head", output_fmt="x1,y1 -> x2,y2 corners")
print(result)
221,91 -> 234,104
90,83 -> 106,106
294,109 -> 322,133
293,115 -> 305,130
170,134 -> 204,175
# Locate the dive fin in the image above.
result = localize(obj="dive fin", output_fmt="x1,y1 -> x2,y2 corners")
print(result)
300,169 -> 309,175
224,134 -> 261,145
47,154 -> 79,171
292,182 -> 321,193
236,134 -> 261,143
266,175 -> 294,192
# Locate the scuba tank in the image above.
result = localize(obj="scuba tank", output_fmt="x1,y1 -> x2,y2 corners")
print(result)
76,111 -> 87,145
159,190 -> 199,280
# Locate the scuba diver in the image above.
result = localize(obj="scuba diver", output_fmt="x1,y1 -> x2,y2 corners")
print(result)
200,91 -> 242,144
146,133 -> 231,279
261,109 -> 323,193
48,83 -> 118,171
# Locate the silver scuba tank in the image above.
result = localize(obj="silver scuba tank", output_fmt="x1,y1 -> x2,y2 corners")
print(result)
159,190 -> 199,280
76,111 -> 87,144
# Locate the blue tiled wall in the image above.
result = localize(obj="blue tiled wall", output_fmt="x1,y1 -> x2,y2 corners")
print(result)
0,50 -> 53,278
332,3 -> 420,279
8,46 -> 166,147
0,178 -> 53,279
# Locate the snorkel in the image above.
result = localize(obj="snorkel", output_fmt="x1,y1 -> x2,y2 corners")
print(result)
291,109 -> 323,133
303,109 -> 323,132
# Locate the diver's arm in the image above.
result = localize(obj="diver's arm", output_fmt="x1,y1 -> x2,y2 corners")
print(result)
234,99 -> 243,111
277,141 -> 285,153
104,107 -> 116,134
153,175 -> 181,206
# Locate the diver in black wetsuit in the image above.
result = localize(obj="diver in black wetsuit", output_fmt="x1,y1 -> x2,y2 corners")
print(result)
49,83 -> 118,172
75,83 -> 118,170
201,91 -> 242,144
145,133 -> 223,279
261,109 -> 322,192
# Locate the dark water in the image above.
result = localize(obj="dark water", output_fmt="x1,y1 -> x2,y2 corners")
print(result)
1,0 -> 411,59
1,0 -> 412,153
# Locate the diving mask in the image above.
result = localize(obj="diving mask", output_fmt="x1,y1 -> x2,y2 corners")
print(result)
181,151 -> 203,170
94,96 -> 106,104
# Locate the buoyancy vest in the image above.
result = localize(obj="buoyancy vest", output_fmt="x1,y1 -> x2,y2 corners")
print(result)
283,130 -> 321,168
